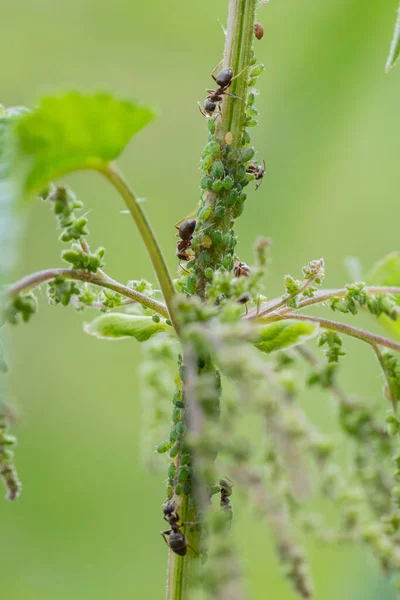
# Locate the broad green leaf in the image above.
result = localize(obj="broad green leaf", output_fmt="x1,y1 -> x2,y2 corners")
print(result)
84,313 -> 171,341
14,92 -> 156,195
386,3 -> 400,72
366,252 -> 400,338
254,320 -> 319,354
0,105 -> 28,283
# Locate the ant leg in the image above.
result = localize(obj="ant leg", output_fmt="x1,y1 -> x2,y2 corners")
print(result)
161,530 -> 171,547
210,59 -> 224,82
197,102 -> 208,117
174,209 -> 197,230
222,91 -> 244,102
230,65 -> 249,82
187,542 -> 200,557
179,262 -> 190,274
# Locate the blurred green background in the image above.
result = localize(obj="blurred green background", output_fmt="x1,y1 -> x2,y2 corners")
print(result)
1,0 -> 400,598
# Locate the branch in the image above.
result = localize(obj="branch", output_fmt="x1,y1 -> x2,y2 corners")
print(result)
100,162 -> 180,333
248,286 -> 400,320
266,313 -> 400,354
5,268 -> 169,319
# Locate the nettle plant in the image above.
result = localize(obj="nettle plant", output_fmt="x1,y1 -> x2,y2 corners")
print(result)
2,1 -> 400,598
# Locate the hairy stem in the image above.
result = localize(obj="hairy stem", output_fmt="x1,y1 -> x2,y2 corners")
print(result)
5,268 -> 169,318
268,313 -> 400,353
193,0 -> 258,296
249,286 -> 400,319
221,0 -> 258,145
100,163 -> 179,333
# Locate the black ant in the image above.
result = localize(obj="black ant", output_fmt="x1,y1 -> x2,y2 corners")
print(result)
234,260 -> 250,278
161,501 -> 197,556
199,63 -> 243,118
219,478 -> 234,526
246,159 -> 266,190
175,218 -> 196,267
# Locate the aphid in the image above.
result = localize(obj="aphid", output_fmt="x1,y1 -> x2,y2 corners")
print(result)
246,159 -> 266,190
254,22 -> 264,40
234,260 -> 251,278
225,131 -> 233,145
175,218 -> 196,263
199,63 -> 243,118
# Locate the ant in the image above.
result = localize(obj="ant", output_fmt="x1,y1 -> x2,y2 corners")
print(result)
175,218 -> 196,267
199,62 -> 243,118
219,478 -> 234,527
246,159 -> 266,190
161,501 -> 197,556
234,260 -> 250,278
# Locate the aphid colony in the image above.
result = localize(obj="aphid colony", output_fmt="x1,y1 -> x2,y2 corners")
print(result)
174,64 -> 265,271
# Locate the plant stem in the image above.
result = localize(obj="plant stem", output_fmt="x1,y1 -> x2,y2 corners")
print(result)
267,312 -> 400,353
5,268 -> 169,318
371,343 -> 398,412
193,0 -> 258,296
221,0 -> 258,144
249,286 -> 400,319
100,163 -> 179,333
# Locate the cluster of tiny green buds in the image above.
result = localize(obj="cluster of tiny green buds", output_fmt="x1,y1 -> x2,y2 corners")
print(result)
0,410 -> 21,500
62,244 -> 105,272
381,351 -> 400,407
284,275 -> 302,307
386,410 -> 400,437
4,292 -> 38,324
127,279 -> 156,298
44,185 -> 88,243
47,275 -> 80,306
331,284 -> 399,321
318,331 -> 346,363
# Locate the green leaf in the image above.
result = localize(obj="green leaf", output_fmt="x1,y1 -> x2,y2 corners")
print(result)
84,313 -> 171,341
14,92 -> 156,195
386,3 -> 400,72
254,320 -> 319,354
367,252 -> 400,288
0,105 -> 28,283
366,252 -> 400,338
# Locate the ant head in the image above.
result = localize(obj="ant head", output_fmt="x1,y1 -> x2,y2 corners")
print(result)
234,261 -> 250,278
204,99 -> 216,114
178,219 -> 196,240
163,501 -> 175,516
215,67 -> 233,87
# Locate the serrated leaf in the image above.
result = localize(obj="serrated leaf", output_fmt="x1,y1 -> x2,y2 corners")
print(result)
254,320 -> 319,354
13,92 -> 156,195
84,313 -> 171,341
386,4 -> 400,72
366,252 -> 400,338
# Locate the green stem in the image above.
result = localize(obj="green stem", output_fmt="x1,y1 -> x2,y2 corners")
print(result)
5,268 -> 169,318
166,495 -> 193,600
247,286 -> 400,320
100,163 -> 179,333
221,0 -> 258,145
264,312 -> 400,353
371,343 -> 398,412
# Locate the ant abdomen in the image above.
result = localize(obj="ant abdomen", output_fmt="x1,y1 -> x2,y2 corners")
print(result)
178,219 -> 196,240
168,531 -> 187,556
215,67 -> 233,88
